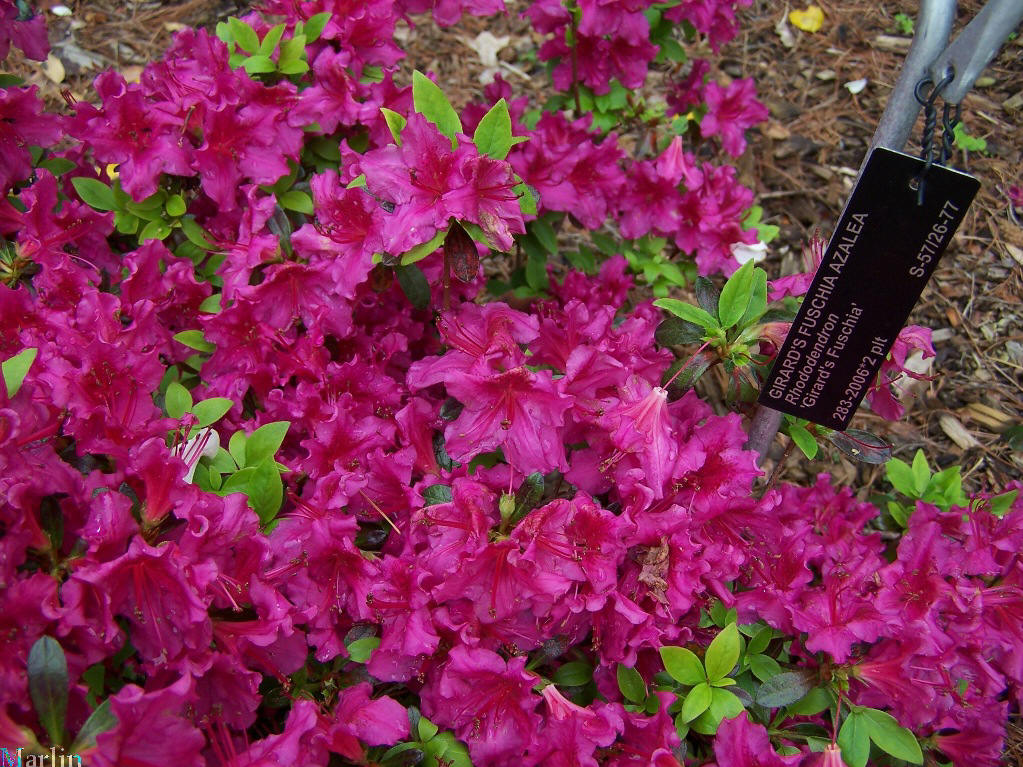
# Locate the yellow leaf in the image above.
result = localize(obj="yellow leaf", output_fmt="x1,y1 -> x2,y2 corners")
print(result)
789,5 -> 824,32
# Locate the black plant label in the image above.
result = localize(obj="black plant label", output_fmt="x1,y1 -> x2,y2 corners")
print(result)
759,147 -> 979,430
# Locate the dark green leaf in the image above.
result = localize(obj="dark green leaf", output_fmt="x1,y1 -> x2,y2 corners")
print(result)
656,317 -> 705,347
746,625 -> 773,655
71,177 -> 116,211
786,686 -> 832,716
395,263 -> 432,309
37,157 -> 76,176
755,669 -> 817,708
180,216 -> 214,249
245,421 -> 290,466
2,347 -> 37,398
412,71 -> 461,148
511,472 -> 544,524
717,259 -> 754,328
827,429 -> 892,464
552,661 -> 593,687
423,484 -> 453,506
663,351 -> 715,394
347,636 -> 380,663
531,218 -> 558,254
70,699 -> 117,752
694,276 -> 720,318
28,636 -> 69,747
659,645 -> 705,686
525,250 -> 549,292
616,664 -> 646,704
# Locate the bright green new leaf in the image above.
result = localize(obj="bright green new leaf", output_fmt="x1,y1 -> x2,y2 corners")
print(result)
704,622 -> 740,682
165,194 -> 186,218
653,299 -> 718,331
718,259 -> 754,327
242,55 -> 276,74
347,637 -> 380,664
278,35 -> 307,66
860,707 -> 923,764
412,71 -> 461,147
616,664 -> 646,704
259,23 -> 286,55
911,449 -> 930,495
139,219 -> 172,242
28,636 -> 69,748
472,98 -> 525,159
71,177 -> 117,211
192,397 -> 233,428
303,12 -> 332,43
164,381 -> 193,419
173,330 -> 216,353
789,423 -> 819,459
679,682 -> 712,722
837,711 -> 870,767
418,714 -> 440,742
247,459 -> 284,524
380,108 -> 407,144
738,267 -> 768,327
3,347 -> 37,398
228,17 -> 259,53
659,646 -> 706,686
180,216 -> 214,249
245,421 -> 290,466
885,457 -> 916,497
748,653 -> 782,682
690,687 -> 744,735
399,229 -> 446,266
228,430 -> 247,468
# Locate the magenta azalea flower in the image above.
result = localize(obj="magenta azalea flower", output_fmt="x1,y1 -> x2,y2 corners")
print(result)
0,87 -> 63,194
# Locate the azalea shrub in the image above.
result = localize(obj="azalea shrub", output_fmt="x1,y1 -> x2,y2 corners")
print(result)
2,1 -> 1022,766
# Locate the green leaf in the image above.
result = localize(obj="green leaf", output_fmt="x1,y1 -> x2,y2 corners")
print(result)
70,699 -> 117,752
859,707 -> 923,763
886,458 -> 915,496
249,459 -> 284,524
616,664 -> 646,704
423,484 -> 453,506
525,251 -> 549,292
173,330 -> 216,353
139,218 -> 172,242
242,55 -> 276,74
659,645 -> 706,686
655,317 -> 705,346
690,687 -> 744,735
346,173 -> 367,189
259,22 -> 286,55
278,34 -> 307,65
279,189 -> 314,215
746,625 -> 773,655
531,218 -> 558,254
395,263 -> 432,308
412,70 -> 461,147
748,653 -> 782,682
399,229 -> 447,266
278,59 -> 309,76
680,681 -> 712,722
653,298 -> 718,331
837,711 -> 870,767
192,397 -> 232,427
164,194 -> 187,218
229,430 -> 247,468
180,216 -> 214,250
199,295 -> 222,314
704,623 -> 740,682
347,636 -> 380,663
71,177 -> 117,211
165,381 -> 193,419
717,259 -> 754,327
787,686 -> 832,716
473,98 -> 517,159
3,347 -> 37,398
28,636 -> 68,747
245,421 -> 290,466
988,489 -> 1020,518
211,447 -> 238,473
552,661 -> 593,687
789,423 -> 819,459
738,267 -> 768,327
755,669 -> 817,708
303,11 -> 331,42
380,107 -> 407,144
515,181 -> 537,217
229,17 -> 259,54
37,157 -> 76,176
911,449 -> 930,495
